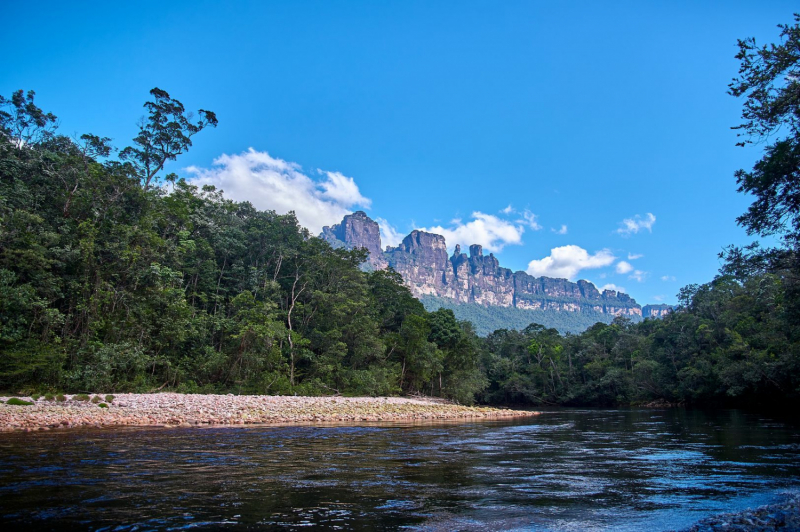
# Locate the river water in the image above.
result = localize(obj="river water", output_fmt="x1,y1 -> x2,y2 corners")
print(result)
0,408 -> 798,531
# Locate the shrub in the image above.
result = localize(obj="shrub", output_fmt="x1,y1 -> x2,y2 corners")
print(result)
98,403 -> 109,408
105,394 -> 115,403
72,394 -> 90,402
6,398 -> 34,406
56,394 -> 66,402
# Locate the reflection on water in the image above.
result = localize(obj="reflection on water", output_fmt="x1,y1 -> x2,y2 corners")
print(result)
0,409 -> 798,531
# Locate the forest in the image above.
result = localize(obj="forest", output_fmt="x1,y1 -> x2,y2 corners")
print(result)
1,18 -> 798,409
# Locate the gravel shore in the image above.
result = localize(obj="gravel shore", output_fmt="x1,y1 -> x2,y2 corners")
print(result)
679,492 -> 800,531
0,393 -> 539,432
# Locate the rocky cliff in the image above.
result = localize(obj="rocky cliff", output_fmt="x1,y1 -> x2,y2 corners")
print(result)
321,212 -> 643,317
321,211 -> 387,270
642,304 -> 674,318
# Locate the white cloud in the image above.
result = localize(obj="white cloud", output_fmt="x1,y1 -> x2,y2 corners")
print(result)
616,213 -> 656,236
661,275 -> 676,282
627,253 -> 643,260
629,269 -> 648,282
376,217 -> 403,248
317,170 -> 368,206
420,212 -> 524,253
616,261 -> 634,274
599,283 -> 627,294
516,209 -> 542,231
186,148 -> 371,234
526,246 -> 615,280
500,205 -> 515,215
653,295 -> 665,302
552,225 -> 568,235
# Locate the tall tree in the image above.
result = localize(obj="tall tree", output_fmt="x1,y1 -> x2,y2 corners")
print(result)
120,88 -> 218,188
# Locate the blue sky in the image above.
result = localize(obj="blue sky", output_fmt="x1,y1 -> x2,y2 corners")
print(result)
2,1 -> 795,305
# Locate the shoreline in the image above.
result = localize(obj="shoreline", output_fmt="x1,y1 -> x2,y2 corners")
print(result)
0,393 -> 539,432
678,492 -> 800,531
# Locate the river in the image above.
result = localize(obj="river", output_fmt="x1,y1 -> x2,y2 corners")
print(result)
0,408 -> 797,530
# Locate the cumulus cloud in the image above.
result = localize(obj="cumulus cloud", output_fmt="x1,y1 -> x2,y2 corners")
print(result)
599,283 -> 627,294
185,149 -> 371,234
629,269 -> 648,282
420,212 -> 524,253
552,225 -> 568,235
661,275 -> 676,282
616,213 -> 656,236
317,170 -> 368,206
616,261 -> 634,274
376,217 -> 404,248
500,204 -> 514,215
627,253 -> 643,260
526,246 -> 615,280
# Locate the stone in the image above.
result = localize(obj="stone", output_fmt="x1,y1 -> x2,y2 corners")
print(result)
320,211 -> 387,270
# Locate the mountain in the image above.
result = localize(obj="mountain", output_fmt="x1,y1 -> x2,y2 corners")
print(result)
642,304 -> 674,318
321,212 -> 644,333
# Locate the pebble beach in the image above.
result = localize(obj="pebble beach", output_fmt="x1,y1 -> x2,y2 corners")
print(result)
0,393 -> 539,432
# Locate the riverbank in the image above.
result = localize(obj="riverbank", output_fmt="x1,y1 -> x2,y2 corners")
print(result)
680,492 -> 800,531
0,393 -> 539,432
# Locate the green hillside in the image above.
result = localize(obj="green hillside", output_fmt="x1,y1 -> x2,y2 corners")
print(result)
420,296 -> 641,336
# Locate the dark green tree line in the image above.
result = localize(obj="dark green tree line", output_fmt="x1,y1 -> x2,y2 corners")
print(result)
0,88 -> 485,401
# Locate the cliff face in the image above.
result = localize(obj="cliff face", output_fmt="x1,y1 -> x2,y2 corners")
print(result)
643,304 -> 674,318
321,212 -> 642,317
321,211 -> 387,270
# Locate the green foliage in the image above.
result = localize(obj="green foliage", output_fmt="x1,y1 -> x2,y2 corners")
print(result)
729,15 -> 800,241
6,398 -> 34,406
477,272 -> 800,408
421,296 -> 637,336
98,403 -> 109,408
0,88 -> 487,402
72,394 -> 90,402
119,88 -> 218,188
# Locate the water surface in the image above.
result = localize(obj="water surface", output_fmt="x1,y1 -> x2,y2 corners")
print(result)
0,408 -> 798,530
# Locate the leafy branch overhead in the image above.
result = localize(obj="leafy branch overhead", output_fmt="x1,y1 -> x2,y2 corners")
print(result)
120,87 -> 218,188
729,14 -> 800,240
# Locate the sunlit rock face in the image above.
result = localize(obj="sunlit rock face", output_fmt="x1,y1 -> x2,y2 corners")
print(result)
321,211 -> 387,270
643,304 -> 674,318
321,212 -> 643,317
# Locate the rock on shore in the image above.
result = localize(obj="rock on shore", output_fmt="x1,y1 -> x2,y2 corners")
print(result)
0,394 -> 538,432
679,492 -> 800,532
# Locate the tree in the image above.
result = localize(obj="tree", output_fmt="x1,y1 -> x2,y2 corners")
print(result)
729,15 -> 800,241
120,88 -> 218,188
0,90 -> 58,148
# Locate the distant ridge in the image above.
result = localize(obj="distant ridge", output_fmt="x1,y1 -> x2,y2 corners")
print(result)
420,296 -> 625,336
321,212 -> 651,333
